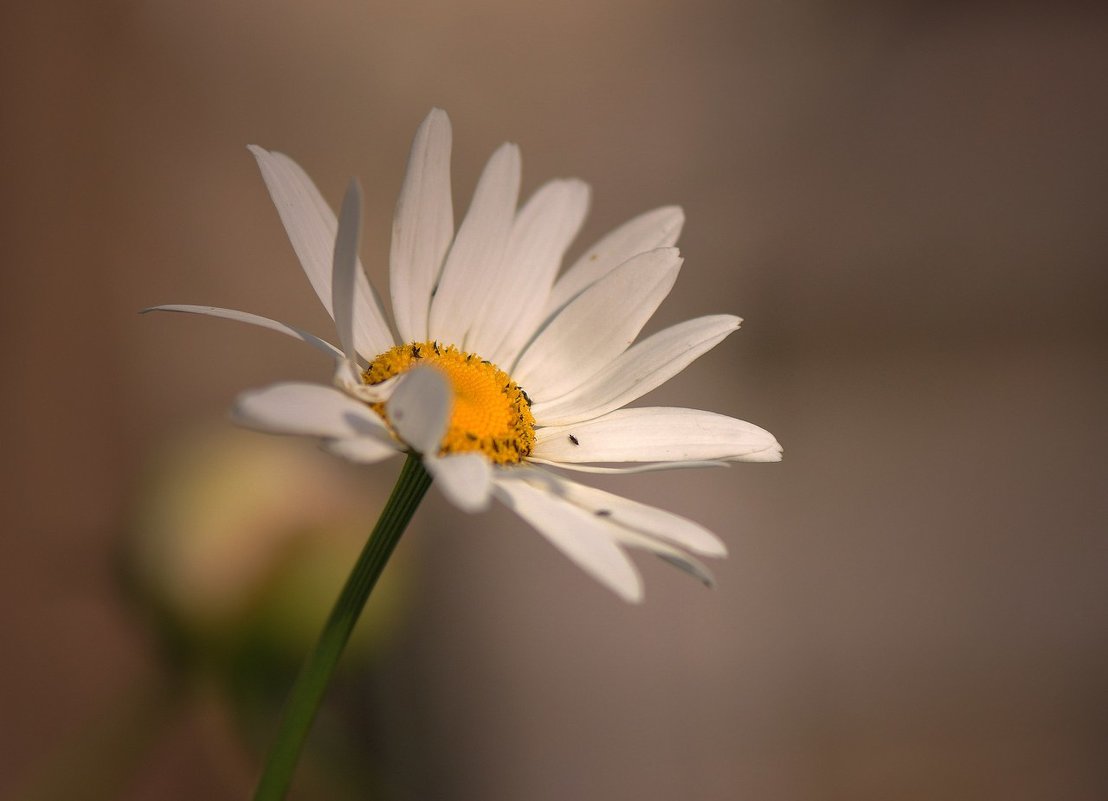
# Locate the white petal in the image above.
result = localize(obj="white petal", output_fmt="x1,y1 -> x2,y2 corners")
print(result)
390,109 -> 454,343
249,146 -> 394,359
531,314 -> 741,426
468,179 -> 591,365
332,179 -> 364,363
493,475 -> 643,603
534,407 -> 782,463
428,143 -> 521,347
323,436 -> 401,463
616,529 -> 716,587
545,206 -> 684,315
513,248 -> 682,400
386,366 -> 452,455
333,360 -> 396,403
426,453 -> 492,512
532,471 -> 727,557
142,305 -> 342,359
526,457 -> 729,475
232,382 -> 389,439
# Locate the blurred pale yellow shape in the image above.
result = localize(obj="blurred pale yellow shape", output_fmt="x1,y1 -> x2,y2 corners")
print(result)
126,426 -> 411,660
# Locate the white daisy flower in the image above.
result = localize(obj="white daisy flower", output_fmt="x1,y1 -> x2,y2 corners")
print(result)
148,109 -> 781,602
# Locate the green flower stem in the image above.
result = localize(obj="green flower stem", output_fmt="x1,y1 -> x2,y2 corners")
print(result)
253,453 -> 431,801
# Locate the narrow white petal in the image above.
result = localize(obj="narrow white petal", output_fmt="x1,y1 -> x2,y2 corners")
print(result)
323,436 -> 402,463
426,453 -> 493,512
531,314 -> 741,426
532,471 -> 727,557
534,407 -> 782,463
249,146 -> 393,359
232,382 -> 389,439
332,179 -> 364,363
386,366 -> 452,455
513,248 -> 682,400
545,206 -> 684,315
503,470 -> 716,592
493,476 -> 644,603
142,305 -> 342,359
468,179 -> 591,365
391,109 -> 454,343
526,457 -> 729,475
616,529 -> 716,587
428,143 -> 521,346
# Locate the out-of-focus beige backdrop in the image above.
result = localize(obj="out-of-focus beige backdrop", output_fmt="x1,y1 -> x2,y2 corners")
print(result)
2,1 -> 1105,800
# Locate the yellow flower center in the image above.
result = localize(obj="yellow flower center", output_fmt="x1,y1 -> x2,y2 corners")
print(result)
363,341 -> 535,465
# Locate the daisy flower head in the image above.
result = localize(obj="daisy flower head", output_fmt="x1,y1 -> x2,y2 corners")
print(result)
148,109 -> 781,603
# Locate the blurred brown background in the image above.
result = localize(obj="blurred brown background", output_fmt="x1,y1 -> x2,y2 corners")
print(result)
2,1 -> 1106,799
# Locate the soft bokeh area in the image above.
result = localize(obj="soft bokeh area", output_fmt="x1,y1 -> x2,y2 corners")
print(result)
2,1 -> 1105,799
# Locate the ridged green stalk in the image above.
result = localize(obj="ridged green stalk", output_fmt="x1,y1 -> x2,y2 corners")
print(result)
253,454 -> 431,800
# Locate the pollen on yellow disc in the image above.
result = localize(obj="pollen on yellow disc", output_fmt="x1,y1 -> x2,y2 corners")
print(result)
363,342 -> 535,465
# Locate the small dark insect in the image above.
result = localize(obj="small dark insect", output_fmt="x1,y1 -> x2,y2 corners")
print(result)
568,434 -> 579,445
410,344 -> 421,358
521,390 -> 533,407
595,509 -> 612,517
